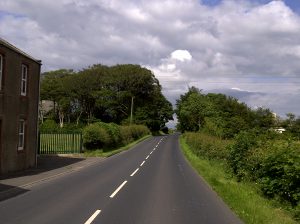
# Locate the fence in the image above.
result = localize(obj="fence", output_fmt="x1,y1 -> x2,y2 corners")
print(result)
38,131 -> 83,154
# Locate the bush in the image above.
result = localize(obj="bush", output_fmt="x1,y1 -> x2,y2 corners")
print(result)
83,122 -> 150,151
228,130 -> 300,207
94,122 -> 121,147
39,119 -> 59,131
82,124 -> 111,150
184,132 -> 231,161
257,141 -> 300,206
227,129 -> 259,180
120,126 -> 134,145
129,125 -> 150,140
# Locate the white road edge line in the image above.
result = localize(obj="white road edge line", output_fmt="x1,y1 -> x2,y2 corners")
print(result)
84,210 -> 101,224
140,161 -> 145,166
110,181 -> 127,198
146,155 -> 150,160
130,168 -> 140,177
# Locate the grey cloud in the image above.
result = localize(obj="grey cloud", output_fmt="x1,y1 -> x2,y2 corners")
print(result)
0,0 -> 299,116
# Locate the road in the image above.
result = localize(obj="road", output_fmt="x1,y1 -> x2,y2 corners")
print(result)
0,134 -> 243,224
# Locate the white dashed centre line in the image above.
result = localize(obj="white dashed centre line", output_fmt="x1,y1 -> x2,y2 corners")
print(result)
146,155 -> 150,160
110,181 -> 127,198
130,168 -> 139,177
140,161 -> 145,166
84,210 -> 101,224
150,151 -> 153,155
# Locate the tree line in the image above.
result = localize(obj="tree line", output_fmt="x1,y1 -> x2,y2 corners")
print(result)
40,64 -> 173,132
176,87 -> 300,138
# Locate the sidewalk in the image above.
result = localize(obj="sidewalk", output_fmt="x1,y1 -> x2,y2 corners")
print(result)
0,155 -> 105,201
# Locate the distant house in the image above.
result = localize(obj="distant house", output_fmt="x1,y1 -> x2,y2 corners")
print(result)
0,38 -> 41,174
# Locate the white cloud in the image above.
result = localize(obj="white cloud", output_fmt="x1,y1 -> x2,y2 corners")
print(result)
0,0 -> 300,115
171,50 -> 192,62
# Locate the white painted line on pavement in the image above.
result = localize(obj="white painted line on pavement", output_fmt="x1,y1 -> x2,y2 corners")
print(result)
150,151 -> 153,154
110,181 -> 127,198
84,210 -> 101,224
130,168 -> 139,177
140,161 -> 145,166
146,155 -> 150,160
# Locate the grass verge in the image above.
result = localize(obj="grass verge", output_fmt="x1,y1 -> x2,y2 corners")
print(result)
84,135 -> 151,157
179,136 -> 297,224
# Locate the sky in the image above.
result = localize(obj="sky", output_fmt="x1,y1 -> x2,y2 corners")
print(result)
1,0 -> 300,121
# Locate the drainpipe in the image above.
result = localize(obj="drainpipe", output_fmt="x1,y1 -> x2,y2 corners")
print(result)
35,60 -> 42,168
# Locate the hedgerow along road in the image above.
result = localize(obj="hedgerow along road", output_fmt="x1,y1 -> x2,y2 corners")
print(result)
0,134 -> 243,224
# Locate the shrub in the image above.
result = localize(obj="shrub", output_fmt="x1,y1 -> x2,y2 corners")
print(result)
39,119 -> 59,132
227,129 -> 261,180
257,141 -> 300,206
120,126 -> 134,145
82,124 -> 111,150
184,132 -> 231,161
129,125 -> 150,140
94,122 -> 121,147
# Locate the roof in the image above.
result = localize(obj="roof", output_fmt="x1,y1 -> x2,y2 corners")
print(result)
0,37 -> 42,65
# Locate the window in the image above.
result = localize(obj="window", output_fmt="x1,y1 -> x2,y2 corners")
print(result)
18,120 -> 25,151
0,54 -> 3,90
21,64 -> 28,96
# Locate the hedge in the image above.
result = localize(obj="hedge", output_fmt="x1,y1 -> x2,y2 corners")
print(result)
183,131 -> 300,212
83,122 -> 150,151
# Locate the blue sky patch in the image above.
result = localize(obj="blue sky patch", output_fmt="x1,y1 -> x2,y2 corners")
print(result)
0,10 -> 25,19
201,0 -> 300,13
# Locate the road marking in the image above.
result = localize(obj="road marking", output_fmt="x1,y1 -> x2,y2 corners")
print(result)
146,155 -> 150,160
140,161 -> 145,166
150,151 -> 153,154
130,168 -> 139,177
84,210 -> 101,224
110,181 -> 127,198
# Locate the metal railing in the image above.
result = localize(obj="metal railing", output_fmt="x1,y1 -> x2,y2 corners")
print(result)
38,131 -> 83,154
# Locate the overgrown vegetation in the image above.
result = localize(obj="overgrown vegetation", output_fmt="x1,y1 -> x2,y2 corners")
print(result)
176,87 -> 300,222
82,122 -> 150,151
180,136 -> 298,224
40,64 -> 173,132
183,131 -> 300,221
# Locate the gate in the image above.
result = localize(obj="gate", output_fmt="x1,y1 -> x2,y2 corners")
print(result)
38,131 -> 83,154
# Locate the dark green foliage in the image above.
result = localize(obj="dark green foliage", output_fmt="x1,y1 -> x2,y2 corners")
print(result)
161,126 -> 169,134
175,87 -> 275,138
40,64 -> 173,129
83,124 -> 111,149
249,141 -> 300,206
127,124 -> 150,140
184,131 -> 300,214
184,132 -> 232,161
82,122 -> 149,150
94,122 -> 121,147
227,129 -> 259,180
39,119 -> 59,131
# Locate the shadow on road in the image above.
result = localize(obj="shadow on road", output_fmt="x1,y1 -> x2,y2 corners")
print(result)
0,183 -> 30,202
0,155 -> 85,180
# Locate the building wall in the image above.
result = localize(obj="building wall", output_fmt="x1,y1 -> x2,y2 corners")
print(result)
0,43 -> 41,174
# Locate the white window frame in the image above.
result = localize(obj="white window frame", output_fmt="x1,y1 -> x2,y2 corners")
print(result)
18,119 -> 26,151
21,64 -> 28,96
0,54 -> 3,91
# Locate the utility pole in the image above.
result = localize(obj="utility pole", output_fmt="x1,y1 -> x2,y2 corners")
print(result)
130,96 -> 134,125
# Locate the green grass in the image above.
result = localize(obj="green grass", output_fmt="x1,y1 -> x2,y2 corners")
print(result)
179,136 -> 298,224
84,135 -> 151,157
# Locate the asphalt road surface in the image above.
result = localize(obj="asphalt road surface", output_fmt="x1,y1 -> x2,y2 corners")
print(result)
0,134 -> 243,224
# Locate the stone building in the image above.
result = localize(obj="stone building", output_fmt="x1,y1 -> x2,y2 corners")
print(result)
0,38 -> 41,174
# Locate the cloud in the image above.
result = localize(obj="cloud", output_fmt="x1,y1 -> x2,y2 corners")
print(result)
0,0 -> 300,116
171,50 -> 192,62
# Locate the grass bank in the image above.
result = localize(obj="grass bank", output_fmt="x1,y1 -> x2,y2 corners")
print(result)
180,136 -> 297,224
84,135 -> 151,157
